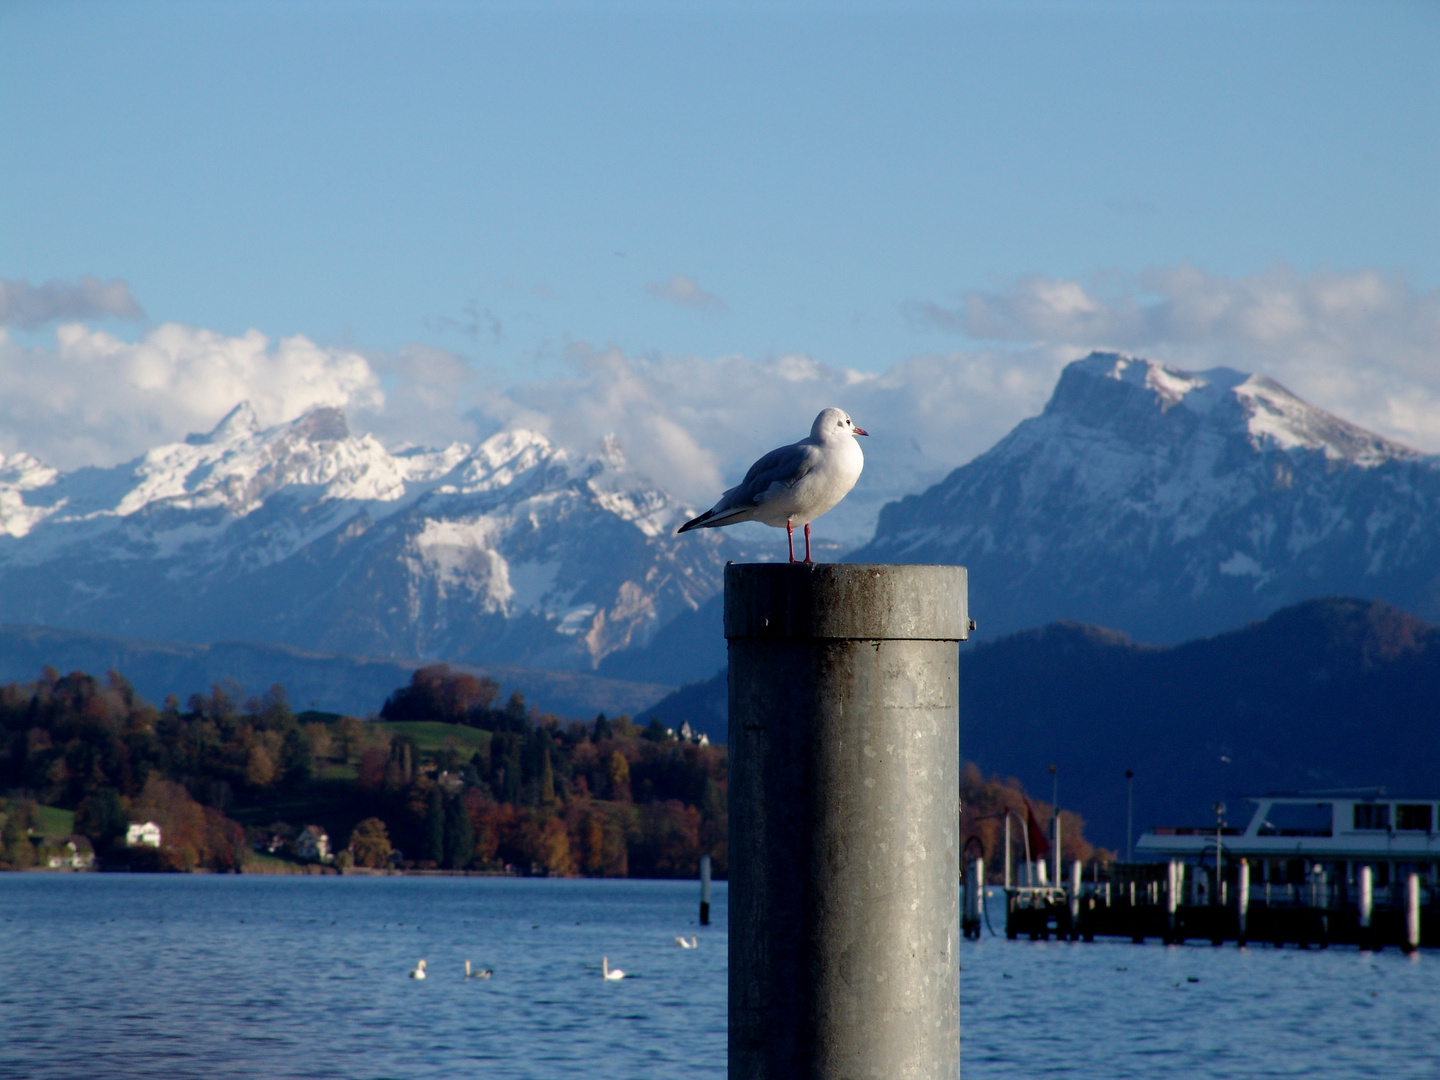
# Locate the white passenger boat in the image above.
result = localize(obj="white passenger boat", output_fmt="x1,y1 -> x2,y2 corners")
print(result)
1136,793 -> 1439,902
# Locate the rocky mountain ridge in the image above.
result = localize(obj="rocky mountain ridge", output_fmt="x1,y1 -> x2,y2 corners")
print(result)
854,351 -> 1440,642
0,403 -> 734,670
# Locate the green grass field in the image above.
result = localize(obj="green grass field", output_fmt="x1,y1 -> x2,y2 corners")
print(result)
33,805 -> 75,838
380,721 -> 491,758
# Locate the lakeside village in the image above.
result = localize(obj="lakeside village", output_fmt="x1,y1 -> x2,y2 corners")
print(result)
0,662 -> 1101,879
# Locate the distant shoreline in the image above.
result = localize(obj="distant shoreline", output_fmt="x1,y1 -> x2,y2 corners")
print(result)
6,865 -> 723,880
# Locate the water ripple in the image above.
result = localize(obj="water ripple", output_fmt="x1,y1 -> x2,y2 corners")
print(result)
2,879 -> 1437,1078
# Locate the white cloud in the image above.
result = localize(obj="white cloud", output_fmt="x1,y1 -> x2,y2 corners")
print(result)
0,322 -> 383,469
474,342 -> 1064,544
646,274 -> 728,313
0,276 -> 145,329
10,262 -> 1435,546
920,264 -> 1440,451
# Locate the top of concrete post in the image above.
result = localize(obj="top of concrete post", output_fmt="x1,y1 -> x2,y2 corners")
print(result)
724,563 -> 969,642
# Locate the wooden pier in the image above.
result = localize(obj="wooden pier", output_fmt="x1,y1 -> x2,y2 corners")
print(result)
995,860 -> 1439,950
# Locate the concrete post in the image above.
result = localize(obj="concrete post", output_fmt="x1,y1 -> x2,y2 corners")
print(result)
1237,859 -> 1250,943
1069,859 -> 1082,927
701,854 -> 713,926
1166,860 -> 1182,944
964,856 -> 984,939
726,562 -> 968,1080
1359,865 -> 1373,938
1405,873 -> 1421,953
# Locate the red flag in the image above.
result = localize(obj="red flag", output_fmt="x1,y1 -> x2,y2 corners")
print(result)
1024,797 -> 1051,858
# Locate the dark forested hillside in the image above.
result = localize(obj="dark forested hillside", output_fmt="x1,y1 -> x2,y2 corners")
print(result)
642,597 -> 1440,854
963,597 -> 1440,850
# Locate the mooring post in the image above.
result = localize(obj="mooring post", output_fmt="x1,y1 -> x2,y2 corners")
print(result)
1358,865 -> 1373,950
1069,859 -> 1082,932
727,562 -> 967,1080
700,854 -> 712,926
1166,860 -> 1181,944
964,856 -> 985,939
1237,859 -> 1250,945
1404,873 -> 1421,954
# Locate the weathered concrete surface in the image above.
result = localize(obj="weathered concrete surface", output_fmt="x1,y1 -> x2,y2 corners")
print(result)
727,563 -> 967,1080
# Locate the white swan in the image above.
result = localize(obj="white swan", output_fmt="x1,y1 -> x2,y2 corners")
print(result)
409,959 -> 427,980
465,960 -> 493,980
675,935 -> 698,948
602,956 -> 626,981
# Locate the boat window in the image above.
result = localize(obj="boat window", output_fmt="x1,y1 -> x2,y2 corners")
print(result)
1353,804 -> 1390,830
1257,803 -> 1333,837
1396,804 -> 1433,832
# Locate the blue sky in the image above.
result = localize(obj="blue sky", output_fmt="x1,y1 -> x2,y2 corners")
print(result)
1,0 -> 1437,518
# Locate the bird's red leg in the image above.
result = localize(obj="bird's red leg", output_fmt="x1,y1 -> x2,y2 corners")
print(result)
804,522 -> 813,564
787,520 -> 797,563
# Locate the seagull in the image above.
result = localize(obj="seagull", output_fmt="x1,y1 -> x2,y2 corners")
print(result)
409,959 -> 427,980
675,935 -> 698,948
676,408 -> 867,564
601,956 -> 626,981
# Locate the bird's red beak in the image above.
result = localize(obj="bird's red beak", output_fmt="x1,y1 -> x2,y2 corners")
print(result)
853,426 -> 869,436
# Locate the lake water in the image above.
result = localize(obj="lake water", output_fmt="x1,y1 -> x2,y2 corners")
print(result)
2,876 -> 1437,1079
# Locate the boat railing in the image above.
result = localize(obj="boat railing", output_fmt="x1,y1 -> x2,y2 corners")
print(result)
1011,872 -> 1440,913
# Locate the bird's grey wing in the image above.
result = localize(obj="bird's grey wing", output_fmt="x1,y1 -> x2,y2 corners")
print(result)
721,441 -> 820,508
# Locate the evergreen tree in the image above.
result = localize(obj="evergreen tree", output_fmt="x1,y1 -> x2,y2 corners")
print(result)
443,795 -> 474,869
539,743 -> 556,806
425,787 -> 445,864
75,787 -> 128,849
490,732 -> 522,804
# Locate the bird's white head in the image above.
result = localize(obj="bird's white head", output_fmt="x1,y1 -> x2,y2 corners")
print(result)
812,407 -> 868,442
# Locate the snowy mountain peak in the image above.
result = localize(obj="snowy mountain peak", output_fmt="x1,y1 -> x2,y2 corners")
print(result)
1230,374 -> 1417,467
186,401 -> 261,446
1058,351 -> 1417,467
858,350 -> 1440,643
0,404 -> 732,672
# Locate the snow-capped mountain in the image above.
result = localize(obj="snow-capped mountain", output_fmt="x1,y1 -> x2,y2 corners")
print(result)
0,403 -> 734,670
853,352 -> 1440,642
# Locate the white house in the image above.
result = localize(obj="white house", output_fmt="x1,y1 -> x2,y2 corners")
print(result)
46,837 -> 95,870
295,825 -> 331,862
126,821 -> 162,848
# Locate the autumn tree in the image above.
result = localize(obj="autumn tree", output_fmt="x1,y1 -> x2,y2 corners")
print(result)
349,817 -> 392,868
607,751 -> 632,803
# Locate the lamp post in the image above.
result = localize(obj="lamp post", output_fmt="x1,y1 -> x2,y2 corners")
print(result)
1125,770 -> 1134,863
1213,801 -> 1226,906
1049,765 -> 1060,890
